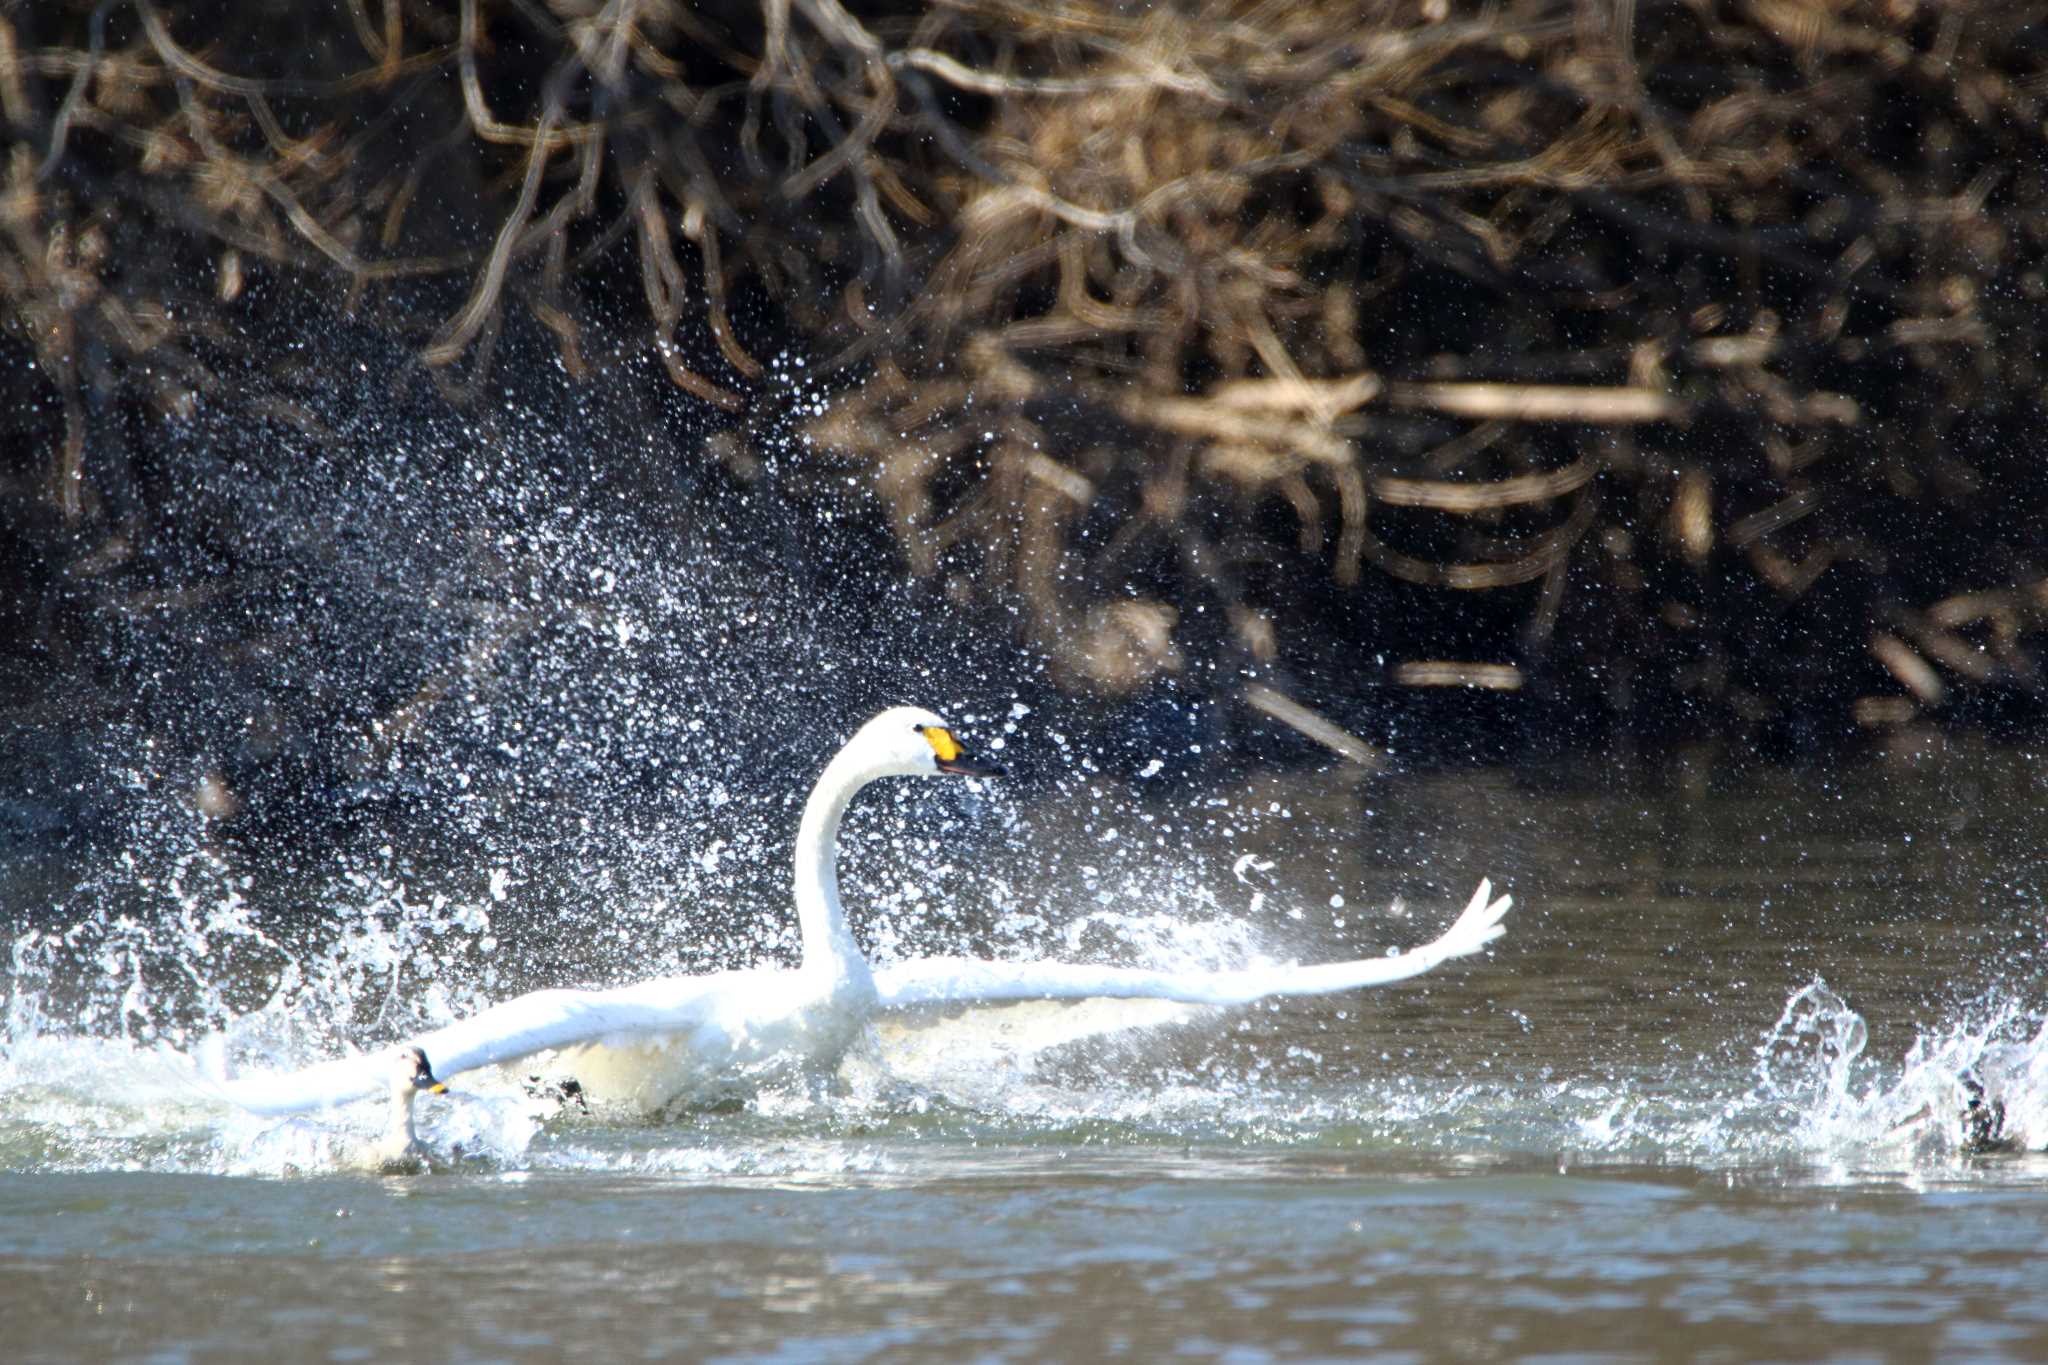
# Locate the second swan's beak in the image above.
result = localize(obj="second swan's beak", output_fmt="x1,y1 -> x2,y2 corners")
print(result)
922,725 -> 1005,778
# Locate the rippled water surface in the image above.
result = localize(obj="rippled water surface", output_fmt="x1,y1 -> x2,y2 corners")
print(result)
7,741 -> 2048,1361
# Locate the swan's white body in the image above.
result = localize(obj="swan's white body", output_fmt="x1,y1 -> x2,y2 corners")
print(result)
215,707 -> 1511,1118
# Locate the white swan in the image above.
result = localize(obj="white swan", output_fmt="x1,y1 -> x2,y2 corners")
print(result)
352,1045 -> 447,1174
214,706 -> 1511,1117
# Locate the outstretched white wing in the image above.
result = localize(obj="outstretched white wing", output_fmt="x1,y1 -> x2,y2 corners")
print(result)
208,968 -> 758,1117
206,881 -> 1510,1115
874,879 -> 1510,1009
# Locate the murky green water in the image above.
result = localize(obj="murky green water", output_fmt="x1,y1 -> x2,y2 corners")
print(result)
6,739 -> 2048,1361
12,1157 -> 2048,1363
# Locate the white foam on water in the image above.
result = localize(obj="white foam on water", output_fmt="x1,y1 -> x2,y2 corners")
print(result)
7,953 -> 2048,1179
6,717 -> 2041,1183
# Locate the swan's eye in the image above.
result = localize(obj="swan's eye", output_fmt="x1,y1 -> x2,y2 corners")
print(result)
918,726 -> 963,762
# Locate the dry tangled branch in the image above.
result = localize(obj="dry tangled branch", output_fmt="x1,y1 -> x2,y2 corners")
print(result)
4,0 -> 2048,753
800,0 -> 2048,732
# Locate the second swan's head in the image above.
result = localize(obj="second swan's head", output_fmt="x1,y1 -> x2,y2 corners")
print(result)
844,706 -> 1005,780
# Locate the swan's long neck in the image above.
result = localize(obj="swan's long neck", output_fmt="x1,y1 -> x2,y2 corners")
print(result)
794,748 -> 879,988
386,1084 -> 419,1150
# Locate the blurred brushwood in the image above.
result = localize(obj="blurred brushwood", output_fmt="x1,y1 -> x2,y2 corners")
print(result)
1,0 -> 2045,781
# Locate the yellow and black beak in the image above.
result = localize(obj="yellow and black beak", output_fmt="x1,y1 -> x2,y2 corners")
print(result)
920,725 -> 1005,778
413,1056 -> 448,1094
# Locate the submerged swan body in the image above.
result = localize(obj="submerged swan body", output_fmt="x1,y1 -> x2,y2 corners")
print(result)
216,706 -> 1511,1118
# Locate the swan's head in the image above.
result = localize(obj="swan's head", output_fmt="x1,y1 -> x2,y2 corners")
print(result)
389,1045 -> 447,1098
845,706 -> 1004,780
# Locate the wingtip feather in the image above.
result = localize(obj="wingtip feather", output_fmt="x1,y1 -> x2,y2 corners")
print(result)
1431,878 -> 1513,958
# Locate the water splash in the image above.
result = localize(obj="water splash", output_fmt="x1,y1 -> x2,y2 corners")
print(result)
0,743 -> 1293,1178
8,924 -> 2048,1178
8,751 -> 2046,1182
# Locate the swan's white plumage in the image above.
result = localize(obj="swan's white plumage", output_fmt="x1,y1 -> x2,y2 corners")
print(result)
216,970 -> 755,1116
210,706 -> 1512,1119
872,879 -> 1510,1008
